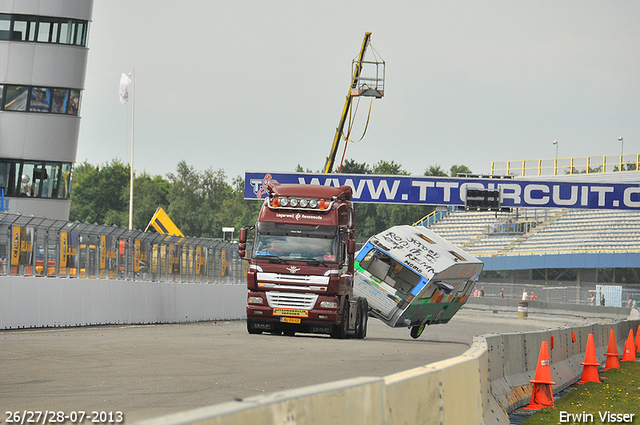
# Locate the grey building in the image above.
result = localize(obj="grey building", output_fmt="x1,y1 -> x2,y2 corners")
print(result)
0,0 -> 94,219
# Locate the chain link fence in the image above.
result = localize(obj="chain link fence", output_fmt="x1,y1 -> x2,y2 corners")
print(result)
0,212 -> 247,284
475,281 -> 640,308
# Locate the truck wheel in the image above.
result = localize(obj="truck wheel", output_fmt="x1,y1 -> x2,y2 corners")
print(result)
355,298 -> 368,339
247,319 -> 263,335
331,299 -> 350,339
410,323 -> 425,339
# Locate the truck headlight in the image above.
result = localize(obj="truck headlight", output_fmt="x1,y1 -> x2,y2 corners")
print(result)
248,296 -> 264,304
320,301 -> 337,309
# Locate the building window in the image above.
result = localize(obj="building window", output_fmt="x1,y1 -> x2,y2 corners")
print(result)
68,90 -> 80,115
52,89 -> 68,113
1,85 -> 81,115
0,14 -> 10,40
12,17 -> 28,41
0,159 -> 72,199
29,87 -> 51,112
0,14 -> 88,46
37,19 -> 53,43
4,86 -> 29,111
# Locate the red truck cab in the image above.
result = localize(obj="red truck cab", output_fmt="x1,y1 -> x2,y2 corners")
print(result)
239,181 -> 367,338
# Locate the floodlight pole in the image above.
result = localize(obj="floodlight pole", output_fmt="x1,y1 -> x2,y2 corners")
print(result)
128,67 -> 135,230
618,136 -> 624,171
618,136 -> 624,156
553,140 -> 558,175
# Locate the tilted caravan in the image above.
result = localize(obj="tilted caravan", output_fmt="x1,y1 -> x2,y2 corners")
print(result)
354,225 -> 483,338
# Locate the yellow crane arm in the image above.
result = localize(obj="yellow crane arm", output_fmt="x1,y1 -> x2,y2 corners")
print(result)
323,32 -> 372,174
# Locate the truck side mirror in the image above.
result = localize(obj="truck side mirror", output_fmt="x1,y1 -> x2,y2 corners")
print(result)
238,228 -> 248,258
347,239 -> 356,255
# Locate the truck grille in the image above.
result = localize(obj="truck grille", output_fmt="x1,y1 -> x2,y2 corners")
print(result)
266,292 -> 318,310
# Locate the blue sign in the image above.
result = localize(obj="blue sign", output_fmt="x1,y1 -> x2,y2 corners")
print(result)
245,172 -> 640,210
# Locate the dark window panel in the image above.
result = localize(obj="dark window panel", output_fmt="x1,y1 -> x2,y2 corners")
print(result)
5,86 -> 29,111
29,87 -> 51,113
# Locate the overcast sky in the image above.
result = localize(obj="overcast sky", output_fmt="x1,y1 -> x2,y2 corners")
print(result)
77,1 -> 640,181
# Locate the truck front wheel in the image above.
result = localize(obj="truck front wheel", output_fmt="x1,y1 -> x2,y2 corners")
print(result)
355,297 -> 368,339
331,299 -> 350,339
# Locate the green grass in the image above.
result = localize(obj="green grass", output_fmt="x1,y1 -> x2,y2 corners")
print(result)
521,361 -> 640,424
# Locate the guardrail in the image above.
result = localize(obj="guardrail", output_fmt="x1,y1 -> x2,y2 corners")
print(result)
491,153 -> 640,177
0,212 -> 246,284
412,205 -> 455,227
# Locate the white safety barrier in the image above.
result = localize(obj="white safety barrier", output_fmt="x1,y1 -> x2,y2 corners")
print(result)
131,316 -> 639,425
0,276 -> 246,329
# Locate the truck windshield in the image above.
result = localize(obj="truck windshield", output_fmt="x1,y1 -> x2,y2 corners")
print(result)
253,222 -> 339,263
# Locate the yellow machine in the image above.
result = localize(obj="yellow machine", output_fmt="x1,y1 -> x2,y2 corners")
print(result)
145,207 -> 184,237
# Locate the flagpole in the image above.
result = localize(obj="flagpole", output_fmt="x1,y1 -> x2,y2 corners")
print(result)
128,67 -> 135,230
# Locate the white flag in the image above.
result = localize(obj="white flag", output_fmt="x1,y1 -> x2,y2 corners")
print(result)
119,72 -> 132,104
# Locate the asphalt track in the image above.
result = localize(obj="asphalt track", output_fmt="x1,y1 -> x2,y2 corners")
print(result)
1,308 -> 602,424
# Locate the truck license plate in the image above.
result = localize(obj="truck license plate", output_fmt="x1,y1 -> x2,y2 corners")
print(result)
280,317 -> 301,324
273,308 -> 308,317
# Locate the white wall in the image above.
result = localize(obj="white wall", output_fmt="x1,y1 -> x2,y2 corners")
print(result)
0,276 -> 246,329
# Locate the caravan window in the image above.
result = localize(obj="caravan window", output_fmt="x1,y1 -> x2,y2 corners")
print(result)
359,248 -> 421,294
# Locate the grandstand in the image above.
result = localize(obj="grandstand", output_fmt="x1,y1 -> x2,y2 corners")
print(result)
427,208 -> 640,257
418,155 -> 640,289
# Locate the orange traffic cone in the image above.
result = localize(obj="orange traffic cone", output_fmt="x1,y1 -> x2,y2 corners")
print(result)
523,341 -> 556,410
635,326 -> 640,354
622,329 -> 636,362
604,329 -> 620,371
579,334 -> 600,384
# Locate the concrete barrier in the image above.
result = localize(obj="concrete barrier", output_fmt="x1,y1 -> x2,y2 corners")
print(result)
132,377 -> 387,425
131,311 -> 639,425
487,320 -> 640,414
0,276 -> 246,329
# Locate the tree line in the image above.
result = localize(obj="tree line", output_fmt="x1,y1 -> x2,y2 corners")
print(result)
69,159 -> 471,242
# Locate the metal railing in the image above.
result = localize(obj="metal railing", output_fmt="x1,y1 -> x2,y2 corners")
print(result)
486,220 -> 538,235
0,212 -> 247,284
491,153 -> 640,177
413,206 -> 455,227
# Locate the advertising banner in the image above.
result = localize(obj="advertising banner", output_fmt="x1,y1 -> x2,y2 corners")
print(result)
99,235 -> 118,277
67,233 -> 79,276
245,172 -> 640,210
221,249 -> 231,277
134,240 -> 141,273
11,226 -> 34,267
11,226 -> 21,266
195,246 -> 207,277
